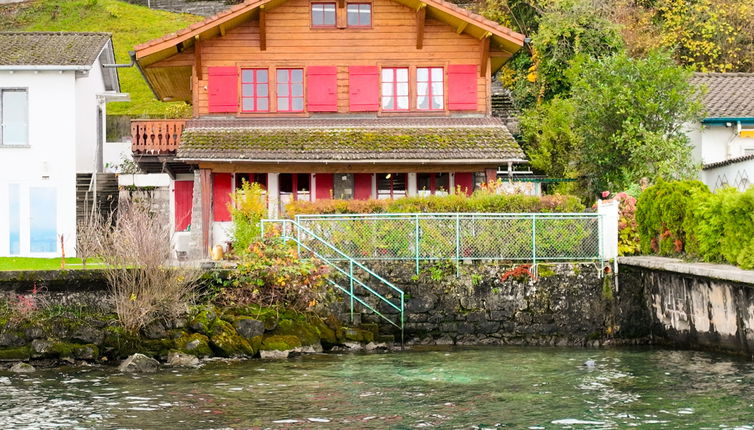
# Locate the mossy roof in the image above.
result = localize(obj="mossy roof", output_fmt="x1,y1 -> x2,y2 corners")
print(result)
691,73 -> 754,118
178,117 -> 526,162
0,32 -> 111,66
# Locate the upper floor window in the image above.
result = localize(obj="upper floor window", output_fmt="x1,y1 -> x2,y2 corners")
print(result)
1,89 -> 28,146
381,67 -> 408,111
312,2 -> 336,27
277,68 -> 304,112
347,3 -> 372,27
417,67 -> 444,110
241,69 -> 269,112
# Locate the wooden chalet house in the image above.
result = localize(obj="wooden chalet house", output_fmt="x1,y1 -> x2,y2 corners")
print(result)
130,0 -> 526,255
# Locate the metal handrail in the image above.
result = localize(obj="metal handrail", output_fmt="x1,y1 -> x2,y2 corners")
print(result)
261,218 -> 404,345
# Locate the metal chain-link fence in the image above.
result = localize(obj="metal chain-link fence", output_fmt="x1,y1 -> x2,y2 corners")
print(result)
285,213 -> 603,271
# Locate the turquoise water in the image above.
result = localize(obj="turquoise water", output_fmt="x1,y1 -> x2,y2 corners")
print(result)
1,346 -> 753,429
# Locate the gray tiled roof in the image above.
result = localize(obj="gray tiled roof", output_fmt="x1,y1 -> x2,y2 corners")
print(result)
0,32 -> 111,66
690,73 -> 754,118
178,117 -> 526,162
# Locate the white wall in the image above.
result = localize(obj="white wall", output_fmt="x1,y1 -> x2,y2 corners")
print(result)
695,123 -> 754,165
702,157 -> 754,192
75,56 -> 107,173
0,70 -> 78,257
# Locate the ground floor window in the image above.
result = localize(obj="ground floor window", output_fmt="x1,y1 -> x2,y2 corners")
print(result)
235,173 -> 268,190
279,173 -> 311,200
377,173 -> 406,199
417,173 -> 450,196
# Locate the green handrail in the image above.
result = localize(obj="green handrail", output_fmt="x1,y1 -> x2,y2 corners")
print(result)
261,219 -> 404,345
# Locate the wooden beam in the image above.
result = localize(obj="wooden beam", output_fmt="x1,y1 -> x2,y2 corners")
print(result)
176,41 -> 185,53
416,5 -> 426,50
489,51 -> 510,58
456,22 -> 468,35
338,0 -> 344,8
219,24 -> 226,37
194,36 -> 202,80
480,36 -> 490,77
259,6 -> 267,51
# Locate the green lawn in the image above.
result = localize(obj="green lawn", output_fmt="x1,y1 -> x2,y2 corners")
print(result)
0,257 -> 105,271
0,0 -> 202,116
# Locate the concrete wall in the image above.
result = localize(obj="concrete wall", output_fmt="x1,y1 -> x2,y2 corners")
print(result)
702,157 -> 754,191
619,257 -> 754,357
692,123 -> 754,166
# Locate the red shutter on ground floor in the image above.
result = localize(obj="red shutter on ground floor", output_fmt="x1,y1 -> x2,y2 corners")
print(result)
306,66 -> 338,112
208,66 -> 239,113
349,66 -> 379,112
455,172 -> 473,196
354,173 -> 373,200
174,180 -> 194,232
447,65 -> 477,111
315,173 -> 334,200
212,173 -> 233,222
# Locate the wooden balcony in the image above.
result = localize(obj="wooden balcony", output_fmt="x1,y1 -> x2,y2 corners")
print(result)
131,119 -> 186,155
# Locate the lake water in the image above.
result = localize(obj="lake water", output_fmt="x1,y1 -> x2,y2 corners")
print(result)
1,346 -> 753,429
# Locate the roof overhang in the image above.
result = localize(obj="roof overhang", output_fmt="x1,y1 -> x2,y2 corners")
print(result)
0,65 -> 91,71
702,117 -> 754,126
177,157 -> 527,163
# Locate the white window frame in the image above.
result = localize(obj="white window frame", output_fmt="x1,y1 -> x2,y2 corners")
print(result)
0,88 -> 29,147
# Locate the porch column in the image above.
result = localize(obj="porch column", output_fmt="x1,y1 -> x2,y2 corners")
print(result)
200,168 -> 211,257
449,172 -> 456,193
371,173 -> 377,199
407,173 -> 417,197
268,173 -> 280,219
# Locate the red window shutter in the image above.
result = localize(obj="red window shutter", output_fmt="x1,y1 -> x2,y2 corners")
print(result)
447,65 -> 478,111
208,66 -> 239,113
306,66 -> 338,112
174,180 -> 194,232
348,66 -> 379,112
354,173 -> 373,200
455,172 -> 473,196
212,173 -> 233,222
315,173 -> 334,200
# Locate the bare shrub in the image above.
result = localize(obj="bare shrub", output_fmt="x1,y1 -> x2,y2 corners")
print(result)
76,209 -> 105,269
99,194 -> 200,333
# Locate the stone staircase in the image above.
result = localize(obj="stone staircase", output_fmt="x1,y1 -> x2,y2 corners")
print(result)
76,173 -> 120,225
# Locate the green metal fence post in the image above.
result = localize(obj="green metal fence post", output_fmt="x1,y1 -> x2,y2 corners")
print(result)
414,214 -> 420,275
349,259 -> 354,323
455,214 -> 460,277
531,214 -> 537,275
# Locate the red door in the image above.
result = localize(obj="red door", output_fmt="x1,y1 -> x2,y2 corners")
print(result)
354,174 -> 373,200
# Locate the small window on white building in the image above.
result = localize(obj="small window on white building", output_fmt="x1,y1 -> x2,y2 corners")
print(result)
1,89 -> 28,146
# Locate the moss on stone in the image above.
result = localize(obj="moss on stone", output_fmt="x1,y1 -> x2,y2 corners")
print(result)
0,346 -> 30,360
101,325 -> 142,358
271,319 -> 320,346
175,332 -> 212,357
189,308 -> 218,336
309,317 -> 338,346
208,320 -> 254,357
142,338 -> 176,357
538,264 -> 556,278
343,328 -> 374,343
260,335 -> 301,351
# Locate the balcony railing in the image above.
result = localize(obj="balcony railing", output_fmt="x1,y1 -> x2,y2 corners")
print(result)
131,119 -> 186,155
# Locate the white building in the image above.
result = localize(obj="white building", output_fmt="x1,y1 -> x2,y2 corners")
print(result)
689,73 -> 754,191
0,32 -> 128,257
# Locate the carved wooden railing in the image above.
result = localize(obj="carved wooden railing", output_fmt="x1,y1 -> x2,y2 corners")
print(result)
130,119 -> 187,155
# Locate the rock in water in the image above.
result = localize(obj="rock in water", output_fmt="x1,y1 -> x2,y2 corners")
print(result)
583,360 -> 596,368
10,362 -> 35,373
167,351 -> 200,367
118,353 -> 159,373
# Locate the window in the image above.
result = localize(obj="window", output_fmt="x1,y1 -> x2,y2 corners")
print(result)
29,187 -> 57,253
377,173 -> 406,199
277,69 -> 304,112
381,68 -> 408,111
417,67 -> 444,110
241,69 -> 269,112
347,3 -> 372,27
311,2 -> 336,27
1,89 -> 28,146
417,173 -> 450,196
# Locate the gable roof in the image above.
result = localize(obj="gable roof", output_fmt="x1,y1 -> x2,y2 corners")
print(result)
0,32 -> 112,69
177,117 -> 526,163
134,0 -> 525,63
690,73 -> 754,119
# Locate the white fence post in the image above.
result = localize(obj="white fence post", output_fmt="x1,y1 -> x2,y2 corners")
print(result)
597,200 -> 619,260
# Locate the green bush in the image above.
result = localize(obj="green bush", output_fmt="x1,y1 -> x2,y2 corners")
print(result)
636,180 -> 754,269
230,181 -> 267,255
286,192 -> 584,217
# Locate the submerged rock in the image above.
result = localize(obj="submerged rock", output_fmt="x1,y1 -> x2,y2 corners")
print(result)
30,339 -> 54,356
10,362 -> 35,373
118,353 -> 159,373
583,360 -> 596,368
167,351 -> 200,367
209,320 -> 255,357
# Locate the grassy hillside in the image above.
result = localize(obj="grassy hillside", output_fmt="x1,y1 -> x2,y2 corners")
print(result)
0,0 -> 203,116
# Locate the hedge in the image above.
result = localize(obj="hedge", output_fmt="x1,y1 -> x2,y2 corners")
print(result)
286,193 -> 585,217
636,180 -> 754,269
